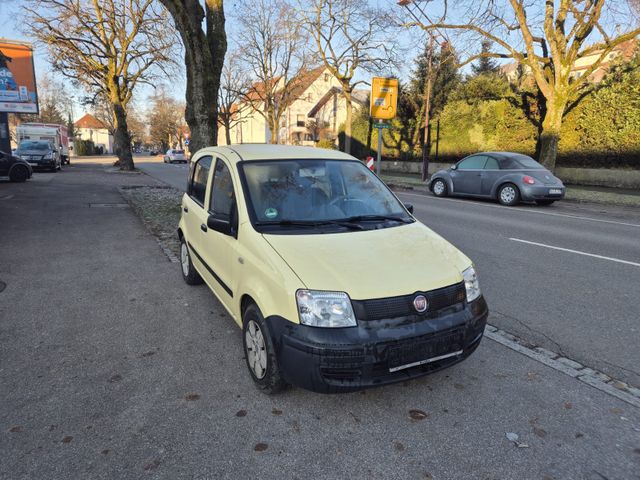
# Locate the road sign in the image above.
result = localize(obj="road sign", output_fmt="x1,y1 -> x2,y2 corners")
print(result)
184,139 -> 190,146
365,156 -> 374,171
373,122 -> 390,129
370,77 -> 398,120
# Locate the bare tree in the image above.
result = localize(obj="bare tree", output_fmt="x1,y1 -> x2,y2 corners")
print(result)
25,0 -> 175,170
236,0 -> 310,144
148,87 -> 186,152
299,0 -> 395,154
400,0 -> 640,170
217,52 -> 251,145
159,0 -> 226,154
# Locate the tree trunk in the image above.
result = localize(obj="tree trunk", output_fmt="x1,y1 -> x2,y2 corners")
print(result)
225,121 -> 232,145
537,97 -> 566,171
159,0 -> 226,157
112,103 -> 134,171
343,88 -> 353,155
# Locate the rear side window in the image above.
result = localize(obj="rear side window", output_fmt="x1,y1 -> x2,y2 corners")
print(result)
188,156 -> 212,206
457,155 -> 487,170
484,157 -> 499,170
209,159 -> 235,221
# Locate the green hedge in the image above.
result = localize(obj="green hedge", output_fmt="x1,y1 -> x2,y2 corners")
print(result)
74,139 -> 96,156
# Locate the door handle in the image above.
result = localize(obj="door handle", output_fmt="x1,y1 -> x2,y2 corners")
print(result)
183,206 -> 188,213
200,223 -> 208,232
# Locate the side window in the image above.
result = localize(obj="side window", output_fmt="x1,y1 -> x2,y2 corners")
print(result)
484,157 -> 499,170
457,155 -> 488,170
188,156 -> 212,206
209,159 -> 235,221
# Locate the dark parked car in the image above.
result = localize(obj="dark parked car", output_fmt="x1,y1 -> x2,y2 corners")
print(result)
429,152 -> 566,206
0,150 -> 32,182
15,140 -> 61,172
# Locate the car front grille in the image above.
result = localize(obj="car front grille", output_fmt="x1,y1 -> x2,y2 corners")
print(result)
352,282 -> 466,321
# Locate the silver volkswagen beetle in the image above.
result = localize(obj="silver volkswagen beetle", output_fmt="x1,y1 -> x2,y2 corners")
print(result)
429,152 -> 566,206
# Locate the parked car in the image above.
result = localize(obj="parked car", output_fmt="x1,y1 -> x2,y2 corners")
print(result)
164,149 -> 187,164
429,152 -> 566,206
178,144 -> 488,393
0,150 -> 32,182
14,140 -> 61,172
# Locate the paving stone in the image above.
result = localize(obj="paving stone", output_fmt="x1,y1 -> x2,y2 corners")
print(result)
556,357 -> 584,370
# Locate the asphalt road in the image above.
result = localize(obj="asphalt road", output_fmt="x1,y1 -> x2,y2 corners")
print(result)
1,161 -> 639,479
136,156 -> 640,387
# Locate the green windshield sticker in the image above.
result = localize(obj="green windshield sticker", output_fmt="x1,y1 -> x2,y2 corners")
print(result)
264,207 -> 278,219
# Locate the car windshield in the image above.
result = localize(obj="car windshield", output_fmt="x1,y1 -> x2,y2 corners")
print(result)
18,141 -> 49,151
240,159 -> 412,229
174,150 -> 185,154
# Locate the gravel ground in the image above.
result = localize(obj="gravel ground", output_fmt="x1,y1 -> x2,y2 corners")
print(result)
120,186 -> 183,258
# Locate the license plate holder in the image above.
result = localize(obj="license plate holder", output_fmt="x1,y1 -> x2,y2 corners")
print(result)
387,332 -> 463,372
549,188 -> 562,195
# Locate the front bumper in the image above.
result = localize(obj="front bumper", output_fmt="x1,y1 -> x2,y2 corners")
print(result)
519,184 -> 565,201
265,296 -> 488,393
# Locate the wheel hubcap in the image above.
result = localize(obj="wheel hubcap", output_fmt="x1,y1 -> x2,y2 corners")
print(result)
180,243 -> 190,276
501,187 -> 516,203
245,320 -> 267,379
434,181 -> 445,195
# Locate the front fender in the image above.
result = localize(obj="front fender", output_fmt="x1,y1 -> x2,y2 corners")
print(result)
429,171 -> 454,192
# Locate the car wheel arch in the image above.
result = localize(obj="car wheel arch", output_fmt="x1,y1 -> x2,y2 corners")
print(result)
493,178 -> 520,199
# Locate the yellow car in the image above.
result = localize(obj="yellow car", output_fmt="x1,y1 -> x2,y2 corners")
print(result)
178,145 -> 488,393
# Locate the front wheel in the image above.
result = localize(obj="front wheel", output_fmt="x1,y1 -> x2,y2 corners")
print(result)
497,183 -> 520,206
536,200 -> 555,206
9,166 -> 28,182
242,303 -> 286,394
179,238 -> 203,285
431,178 -> 448,197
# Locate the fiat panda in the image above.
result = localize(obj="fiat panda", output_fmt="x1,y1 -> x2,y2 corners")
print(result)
177,144 -> 488,393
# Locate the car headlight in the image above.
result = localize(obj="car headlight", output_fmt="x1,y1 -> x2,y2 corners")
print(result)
462,266 -> 481,302
296,290 -> 356,328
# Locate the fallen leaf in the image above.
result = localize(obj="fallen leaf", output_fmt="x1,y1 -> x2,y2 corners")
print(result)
101,449 -> 110,455
108,374 -> 122,383
61,436 -> 73,444
271,409 -> 282,416
609,407 -> 623,414
235,410 -> 247,417
144,459 -> 160,471
533,427 -> 547,438
184,394 -> 200,401
254,443 -> 268,452
141,351 -> 156,357
506,432 -> 529,448
9,426 -> 23,433
563,402 -> 573,410
575,433 -> 584,438
409,409 -> 428,421
394,441 -> 405,452
453,383 -> 465,390
526,372 -> 541,381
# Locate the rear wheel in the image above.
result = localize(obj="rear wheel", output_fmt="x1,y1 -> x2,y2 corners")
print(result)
536,200 -> 555,206
431,178 -> 448,197
242,303 -> 286,394
180,237 -> 203,285
9,166 -> 28,183
498,183 -> 520,206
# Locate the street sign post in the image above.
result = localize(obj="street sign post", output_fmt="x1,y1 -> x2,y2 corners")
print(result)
370,77 -> 398,175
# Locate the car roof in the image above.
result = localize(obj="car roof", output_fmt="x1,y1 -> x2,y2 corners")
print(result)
476,151 -> 532,159
196,144 -> 357,163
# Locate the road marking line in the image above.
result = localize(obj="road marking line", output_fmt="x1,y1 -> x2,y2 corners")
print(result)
509,237 -> 640,267
396,191 -> 640,228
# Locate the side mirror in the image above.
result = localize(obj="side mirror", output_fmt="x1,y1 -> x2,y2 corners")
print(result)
450,164 -> 457,170
404,203 -> 414,214
207,215 -> 233,236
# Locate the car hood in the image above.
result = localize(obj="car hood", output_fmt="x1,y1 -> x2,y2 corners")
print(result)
263,222 -> 471,300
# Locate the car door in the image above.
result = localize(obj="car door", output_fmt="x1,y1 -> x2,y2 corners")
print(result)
198,156 -> 238,306
0,152 -> 9,176
451,155 -> 488,194
182,155 -> 212,278
480,156 -> 501,196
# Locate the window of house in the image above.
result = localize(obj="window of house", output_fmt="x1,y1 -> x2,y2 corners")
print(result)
296,114 -> 305,127
324,73 -> 330,82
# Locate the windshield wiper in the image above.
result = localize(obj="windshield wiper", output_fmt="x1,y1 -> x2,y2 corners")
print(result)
342,215 -> 412,224
255,219 -> 364,230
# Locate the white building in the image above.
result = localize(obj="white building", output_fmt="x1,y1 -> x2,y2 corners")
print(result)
219,66 -> 367,146
74,113 -> 114,154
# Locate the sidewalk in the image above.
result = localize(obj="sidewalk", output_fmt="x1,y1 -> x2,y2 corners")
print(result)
1,163 -> 638,479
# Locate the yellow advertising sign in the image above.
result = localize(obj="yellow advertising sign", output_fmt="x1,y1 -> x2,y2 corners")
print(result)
370,77 -> 398,120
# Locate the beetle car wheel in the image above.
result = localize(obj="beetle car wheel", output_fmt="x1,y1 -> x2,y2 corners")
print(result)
242,304 -> 286,394
180,238 -> 203,285
432,179 -> 448,197
498,183 -> 520,206
9,166 -> 28,183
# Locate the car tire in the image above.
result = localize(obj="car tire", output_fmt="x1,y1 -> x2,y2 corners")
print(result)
180,238 -> 203,285
536,200 -> 555,206
242,303 -> 286,394
431,178 -> 448,197
9,166 -> 28,183
497,183 -> 520,206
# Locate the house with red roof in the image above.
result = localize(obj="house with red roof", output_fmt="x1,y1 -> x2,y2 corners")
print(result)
74,113 -> 114,154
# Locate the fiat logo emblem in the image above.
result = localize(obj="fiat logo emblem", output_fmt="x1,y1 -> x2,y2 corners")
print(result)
413,295 -> 428,313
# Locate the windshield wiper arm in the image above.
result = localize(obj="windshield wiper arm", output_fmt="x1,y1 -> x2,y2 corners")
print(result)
255,219 -> 364,230
342,215 -> 412,224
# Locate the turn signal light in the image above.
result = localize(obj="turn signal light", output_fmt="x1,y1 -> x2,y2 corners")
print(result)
523,176 -> 536,185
